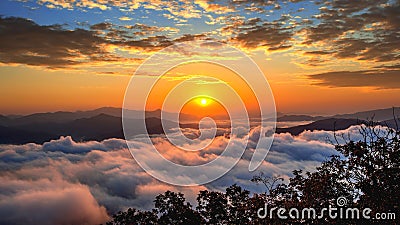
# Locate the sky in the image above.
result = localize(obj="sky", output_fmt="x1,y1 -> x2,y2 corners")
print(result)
0,2 -> 399,223
0,0 -> 399,115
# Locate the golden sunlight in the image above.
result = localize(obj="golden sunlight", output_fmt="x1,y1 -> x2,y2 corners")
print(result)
200,98 -> 208,106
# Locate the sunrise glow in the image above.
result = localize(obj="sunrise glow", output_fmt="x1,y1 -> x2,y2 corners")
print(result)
199,98 -> 209,107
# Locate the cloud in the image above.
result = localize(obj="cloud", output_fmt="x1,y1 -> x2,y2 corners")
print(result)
33,0 -> 272,18
119,16 -> 133,21
304,1 -> 379,44
0,178 -> 109,225
0,124 -> 377,223
0,17 -> 195,69
125,23 -> 180,36
226,19 -> 294,51
37,0 -> 74,9
0,17 -> 112,68
301,0 -> 399,65
0,136 -> 208,219
195,0 -> 235,14
38,0 -> 109,10
4,0 -> 396,71
42,136 -> 126,153
308,69 -> 400,89
90,22 -> 113,30
304,50 -> 335,55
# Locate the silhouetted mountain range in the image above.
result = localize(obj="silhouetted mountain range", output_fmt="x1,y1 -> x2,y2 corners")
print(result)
277,115 -> 326,122
276,118 -> 363,135
276,118 -> 399,136
277,107 -> 400,122
332,107 -> 400,121
0,107 -> 398,144
275,107 -> 400,135
0,107 -> 197,126
0,108 -> 198,144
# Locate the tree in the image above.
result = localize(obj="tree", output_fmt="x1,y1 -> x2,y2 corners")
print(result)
154,190 -> 203,225
334,122 -> 400,216
225,184 -> 252,224
196,190 -> 228,224
106,208 -> 157,225
267,121 -> 400,224
251,172 -> 284,195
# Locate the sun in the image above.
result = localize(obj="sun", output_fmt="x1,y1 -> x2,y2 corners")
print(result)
195,97 -> 211,107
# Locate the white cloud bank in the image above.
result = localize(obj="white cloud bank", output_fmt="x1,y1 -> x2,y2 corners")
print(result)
0,125 -> 364,224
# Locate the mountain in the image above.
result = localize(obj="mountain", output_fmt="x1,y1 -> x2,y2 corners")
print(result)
332,107 -> 400,121
0,107 -> 198,127
277,115 -> 326,122
276,117 -> 400,136
276,118 -> 364,136
0,114 -> 125,144
0,115 -> 10,125
0,125 -> 58,144
276,107 -> 400,122
138,109 -> 199,122
0,107 -> 122,126
1,107 -> 399,144
381,118 -> 400,130
0,111 -> 200,144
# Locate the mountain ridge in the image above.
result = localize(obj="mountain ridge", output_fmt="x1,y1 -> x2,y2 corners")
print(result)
0,107 -> 399,144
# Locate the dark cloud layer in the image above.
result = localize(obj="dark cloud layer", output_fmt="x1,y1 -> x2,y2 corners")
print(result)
231,21 -> 294,50
0,17 -> 112,68
302,0 -> 400,64
0,17 -> 193,68
0,16 -> 213,69
308,69 -> 400,89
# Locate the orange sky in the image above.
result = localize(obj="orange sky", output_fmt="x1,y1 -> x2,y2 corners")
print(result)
1,60 -> 399,116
